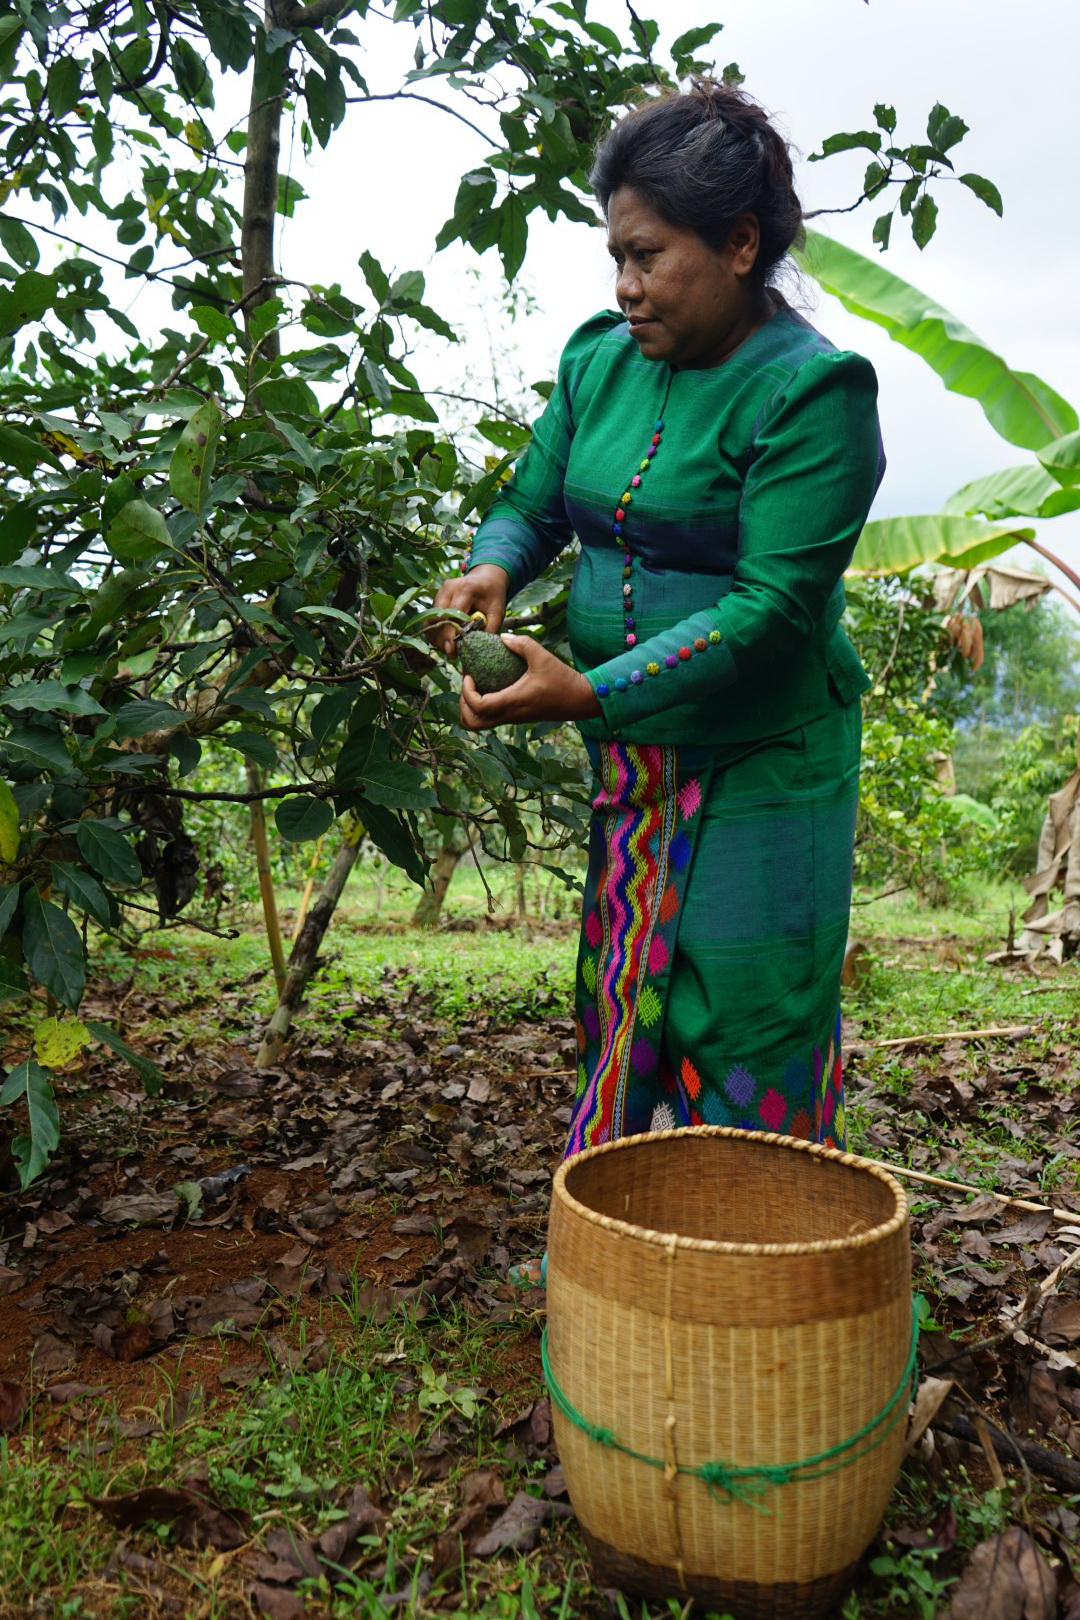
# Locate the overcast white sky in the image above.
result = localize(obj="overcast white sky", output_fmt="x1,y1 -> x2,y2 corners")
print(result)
117,0 -> 1080,601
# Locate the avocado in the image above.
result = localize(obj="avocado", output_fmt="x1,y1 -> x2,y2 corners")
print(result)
458,626 -> 527,694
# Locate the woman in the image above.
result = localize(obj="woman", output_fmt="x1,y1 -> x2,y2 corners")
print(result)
433,84 -> 883,1184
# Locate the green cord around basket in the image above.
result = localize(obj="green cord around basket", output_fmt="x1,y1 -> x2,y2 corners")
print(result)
541,1303 -> 919,1511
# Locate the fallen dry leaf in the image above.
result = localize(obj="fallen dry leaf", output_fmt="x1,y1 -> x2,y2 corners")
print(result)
948,1528 -> 1056,1620
0,1381 -> 27,1433
472,1490 -> 559,1557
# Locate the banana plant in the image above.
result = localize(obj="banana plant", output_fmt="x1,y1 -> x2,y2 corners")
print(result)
797,231 -> 1080,599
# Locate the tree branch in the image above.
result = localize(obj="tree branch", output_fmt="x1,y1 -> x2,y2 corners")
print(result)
347,91 -> 499,148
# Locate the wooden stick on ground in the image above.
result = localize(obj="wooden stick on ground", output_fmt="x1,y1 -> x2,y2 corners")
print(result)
856,1024 -> 1034,1051
864,1159 -> 1080,1228
937,1412 -> 1080,1494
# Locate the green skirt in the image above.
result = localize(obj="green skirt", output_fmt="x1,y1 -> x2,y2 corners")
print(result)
566,697 -> 860,1158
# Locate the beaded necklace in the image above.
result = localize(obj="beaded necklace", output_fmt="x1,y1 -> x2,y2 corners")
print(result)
595,380 -> 720,698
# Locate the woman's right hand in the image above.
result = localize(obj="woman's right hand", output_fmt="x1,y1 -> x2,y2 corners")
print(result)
428,564 -> 509,657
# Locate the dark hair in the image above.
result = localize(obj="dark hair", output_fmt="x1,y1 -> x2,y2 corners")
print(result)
589,83 -> 803,286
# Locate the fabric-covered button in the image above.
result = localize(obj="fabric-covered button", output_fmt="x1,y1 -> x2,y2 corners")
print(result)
678,646 -> 691,661
646,446 -> 657,459
614,677 -> 628,692
651,433 -> 662,446
615,508 -> 625,522
630,669 -> 643,684
623,584 -> 632,597
596,683 -> 610,697
631,475 -> 642,487
664,654 -> 678,669
654,419 -> 664,431
624,616 -> 634,629
709,629 -> 722,644
626,634 -> 636,647
622,492 -> 632,504
639,459 -> 649,471
694,637 -> 708,652
612,522 -> 622,536
647,662 -> 660,676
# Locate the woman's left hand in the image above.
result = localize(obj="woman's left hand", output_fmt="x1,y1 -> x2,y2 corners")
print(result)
459,635 -> 601,730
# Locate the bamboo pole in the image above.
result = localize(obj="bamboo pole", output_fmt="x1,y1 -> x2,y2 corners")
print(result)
247,762 -> 287,995
864,1158 -> 1080,1227
291,836 -> 324,941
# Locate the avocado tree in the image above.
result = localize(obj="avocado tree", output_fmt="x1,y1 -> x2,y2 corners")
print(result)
0,0 -> 998,1184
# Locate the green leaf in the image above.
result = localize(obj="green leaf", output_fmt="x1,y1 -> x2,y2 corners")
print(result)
476,417 -> 532,452
390,269 -> 425,304
47,57 -> 81,117
0,728 -> 72,774
358,249 -> 390,304
192,304 -> 236,342
1037,428 -> 1080,487
0,422 -> 51,475
361,357 -> 392,407
0,214 -> 39,270
111,699 -> 185,739
21,890 -> 85,1009
276,172 -> 307,217
0,957 -> 28,1000
497,194 -> 528,282
0,564 -> 80,593
0,272 -> 57,338
670,22 -> 723,58
0,678 -> 107,716
51,862 -> 115,930
84,1020 -> 161,1095
847,515 -> 1035,577
872,212 -> 892,252
355,802 -> 426,886
910,192 -> 938,250
943,465 -> 1080,521
0,881 -> 18,936
219,730 -> 279,771
0,1061 -> 60,1187
108,498 -> 171,563
0,779 -> 18,862
959,172 -> 1003,218
809,130 -> 882,162
169,401 -> 222,517
34,1015 -> 90,1068
275,795 -> 334,842
249,297 -> 284,342
798,231 -> 1079,450
874,104 -> 897,134
76,821 -> 142,886
926,102 -> 968,151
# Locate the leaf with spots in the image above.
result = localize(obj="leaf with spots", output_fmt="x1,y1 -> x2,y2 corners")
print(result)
169,401 -> 222,517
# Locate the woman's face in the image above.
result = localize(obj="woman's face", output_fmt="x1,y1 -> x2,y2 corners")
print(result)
606,186 -> 764,369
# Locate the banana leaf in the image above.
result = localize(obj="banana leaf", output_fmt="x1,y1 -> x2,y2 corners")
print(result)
944,465 -> 1080,521
798,231 -> 1077,452
847,514 -> 1034,577
1038,427 -> 1080,486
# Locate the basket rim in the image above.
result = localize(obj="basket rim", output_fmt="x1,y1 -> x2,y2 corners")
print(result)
553,1125 -> 909,1256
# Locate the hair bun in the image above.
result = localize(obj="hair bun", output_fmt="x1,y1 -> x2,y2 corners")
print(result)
589,84 -> 803,283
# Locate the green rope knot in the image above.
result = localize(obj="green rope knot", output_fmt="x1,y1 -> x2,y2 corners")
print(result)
541,1302 -> 919,1510
696,1461 -> 794,1506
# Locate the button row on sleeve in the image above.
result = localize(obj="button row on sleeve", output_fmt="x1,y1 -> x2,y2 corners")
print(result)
595,630 -> 722,697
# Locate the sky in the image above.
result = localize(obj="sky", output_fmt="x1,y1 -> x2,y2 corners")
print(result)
99,0 -> 1080,604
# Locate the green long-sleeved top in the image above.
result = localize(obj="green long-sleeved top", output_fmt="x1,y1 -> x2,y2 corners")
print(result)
467,306 -> 884,745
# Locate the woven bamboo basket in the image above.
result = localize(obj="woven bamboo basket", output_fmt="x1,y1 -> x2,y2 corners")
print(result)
545,1127 -> 913,1619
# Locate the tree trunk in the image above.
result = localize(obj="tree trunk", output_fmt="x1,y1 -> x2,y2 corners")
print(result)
247,762 -> 287,993
241,9 -> 290,354
255,830 -> 361,1068
412,843 -> 462,929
